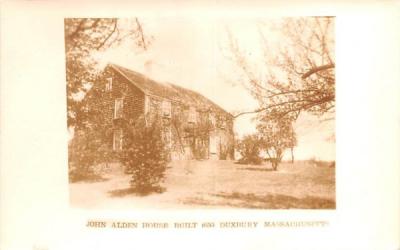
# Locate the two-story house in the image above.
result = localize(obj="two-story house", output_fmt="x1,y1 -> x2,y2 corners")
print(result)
84,63 -> 235,160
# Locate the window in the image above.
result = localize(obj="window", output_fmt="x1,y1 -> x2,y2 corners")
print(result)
106,77 -> 112,91
162,100 -> 172,117
113,129 -> 123,151
114,98 -> 123,119
188,107 -> 197,123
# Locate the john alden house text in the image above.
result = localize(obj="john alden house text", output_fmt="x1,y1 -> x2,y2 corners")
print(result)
80,64 -> 235,161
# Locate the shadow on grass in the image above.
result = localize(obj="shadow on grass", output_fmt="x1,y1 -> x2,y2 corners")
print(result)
108,187 -> 166,197
69,174 -> 109,183
184,192 -> 335,209
238,167 -> 275,172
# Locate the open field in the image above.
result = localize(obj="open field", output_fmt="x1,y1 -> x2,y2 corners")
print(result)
69,160 -> 335,209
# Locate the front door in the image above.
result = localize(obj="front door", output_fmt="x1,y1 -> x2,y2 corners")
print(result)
209,135 -> 219,160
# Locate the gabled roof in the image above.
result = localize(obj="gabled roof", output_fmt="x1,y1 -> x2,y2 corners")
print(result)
109,63 -> 232,117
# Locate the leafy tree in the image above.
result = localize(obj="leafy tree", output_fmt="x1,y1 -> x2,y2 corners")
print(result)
68,127 -> 112,182
229,17 -> 335,121
236,134 -> 263,165
68,86 -> 113,182
121,115 -> 169,195
64,18 -> 150,128
257,116 -> 297,170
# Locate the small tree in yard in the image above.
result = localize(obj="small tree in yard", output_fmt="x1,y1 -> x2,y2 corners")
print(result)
121,116 -> 169,195
257,116 -> 296,170
236,134 -> 263,165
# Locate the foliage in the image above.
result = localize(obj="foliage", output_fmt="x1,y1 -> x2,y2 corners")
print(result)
68,128 -> 112,182
64,18 -> 150,128
68,85 -> 115,182
227,18 -> 332,168
229,17 -> 335,121
236,134 -> 263,165
257,116 -> 297,170
236,116 -> 296,169
65,18 -> 152,183
120,116 -> 169,194
171,109 -> 214,160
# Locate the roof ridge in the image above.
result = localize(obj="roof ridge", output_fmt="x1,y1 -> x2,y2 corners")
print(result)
108,63 -> 232,117
168,83 -> 231,116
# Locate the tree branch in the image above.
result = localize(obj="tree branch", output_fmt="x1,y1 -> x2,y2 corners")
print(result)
135,18 -> 147,50
263,89 -> 319,99
302,63 -> 335,79
233,99 -> 308,118
233,94 -> 334,119
96,19 -> 118,50
66,18 -> 87,41
66,19 -> 101,43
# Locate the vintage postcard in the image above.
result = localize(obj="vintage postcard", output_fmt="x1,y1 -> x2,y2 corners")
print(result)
1,1 -> 399,250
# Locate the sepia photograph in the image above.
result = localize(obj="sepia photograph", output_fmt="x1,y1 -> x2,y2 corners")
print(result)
66,17 -> 335,210
2,1 -> 400,249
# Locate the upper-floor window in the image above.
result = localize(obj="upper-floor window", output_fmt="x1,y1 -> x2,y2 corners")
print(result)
188,107 -> 197,123
220,120 -> 226,129
217,116 -> 226,129
162,100 -> 172,117
106,77 -> 112,92
114,98 -> 123,119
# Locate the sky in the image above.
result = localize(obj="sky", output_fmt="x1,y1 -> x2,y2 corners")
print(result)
92,17 -> 335,161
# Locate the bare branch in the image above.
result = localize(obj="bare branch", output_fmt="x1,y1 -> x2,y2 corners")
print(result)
135,18 -> 147,50
95,19 -> 118,50
233,99 -> 308,118
302,63 -> 335,79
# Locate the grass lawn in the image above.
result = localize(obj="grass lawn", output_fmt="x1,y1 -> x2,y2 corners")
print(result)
69,160 -> 335,209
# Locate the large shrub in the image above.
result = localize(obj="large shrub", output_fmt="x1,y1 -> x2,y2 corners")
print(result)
68,128 -> 112,182
68,86 -> 114,182
121,116 -> 169,195
236,134 -> 263,165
